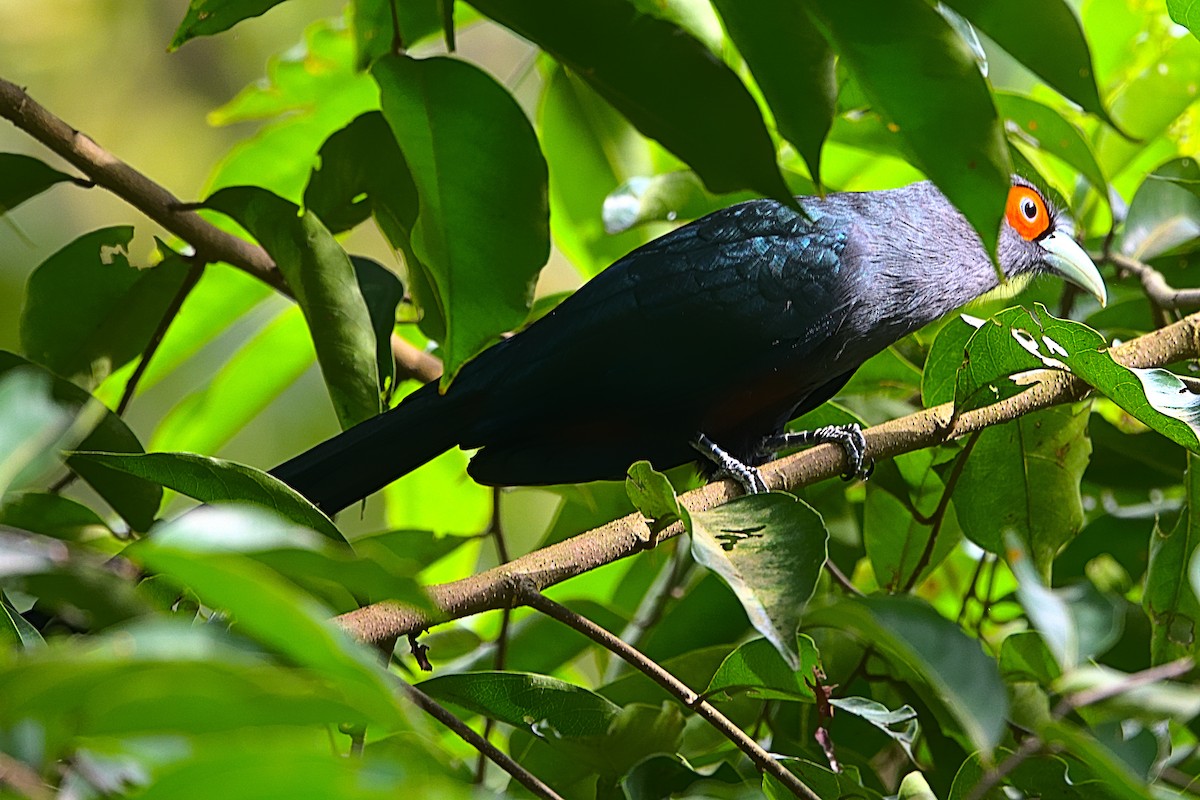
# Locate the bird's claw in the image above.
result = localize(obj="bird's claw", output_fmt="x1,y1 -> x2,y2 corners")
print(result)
758,423 -> 872,482
692,432 -> 770,494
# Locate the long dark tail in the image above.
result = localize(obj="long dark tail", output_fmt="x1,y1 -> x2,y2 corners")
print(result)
269,382 -> 459,513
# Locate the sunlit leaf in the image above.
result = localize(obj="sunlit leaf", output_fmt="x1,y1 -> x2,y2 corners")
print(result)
830,697 -> 920,762
705,634 -> 822,702
203,186 -> 381,429
374,54 -> 549,386
806,0 -> 1010,256
169,0 -> 288,49
687,493 -> 828,670
70,452 -> 344,543
1119,157 -> 1200,260
995,92 -> 1109,207
468,0 -> 793,204
1150,452 -> 1200,663
1169,0 -> 1200,41
20,228 -> 192,391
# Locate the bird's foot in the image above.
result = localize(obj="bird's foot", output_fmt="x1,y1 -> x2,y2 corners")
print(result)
758,423 -> 873,481
691,433 -> 769,494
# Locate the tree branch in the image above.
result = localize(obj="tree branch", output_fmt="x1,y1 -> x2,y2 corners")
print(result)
1104,251 -> 1200,311
518,585 -> 822,800
336,311 -> 1200,643
0,75 -> 442,385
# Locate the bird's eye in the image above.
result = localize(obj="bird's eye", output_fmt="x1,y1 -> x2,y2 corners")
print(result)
1005,185 -> 1051,241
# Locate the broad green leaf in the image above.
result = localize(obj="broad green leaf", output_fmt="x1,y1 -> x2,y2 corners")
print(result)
540,65 -> 657,278
149,306 -> 314,456
955,305 -> 1200,451
1008,535 -> 1080,668
351,0 -> 457,70
1,590 -> 43,649
710,0 -> 835,188
1093,35 -> 1200,181
207,21 -> 380,202
922,314 -> 984,407
0,492 -> 113,546
0,353 -> 161,530
806,0 -> 1010,256
995,92 -> 1109,207
705,634 -> 822,702
625,460 -> 682,530
806,596 -> 1008,753
130,508 -> 400,720
169,0 -> 288,49
955,405 -> 1089,576
203,186 -> 381,429
418,671 -> 619,737
829,697 -> 920,762
373,54 -> 548,386
687,492 -> 828,670
468,0 -> 792,204
1169,0 -> 1200,41
20,228 -> 192,391
1040,721 -> 1159,800
941,0 -> 1116,129
0,153 -> 80,215
1057,664 -> 1200,726
1150,452 -> 1200,663
70,452 -> 344,543
1119,157 -> 1200,260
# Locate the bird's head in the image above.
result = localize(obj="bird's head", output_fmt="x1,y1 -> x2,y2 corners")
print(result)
997,176 -> 1107,306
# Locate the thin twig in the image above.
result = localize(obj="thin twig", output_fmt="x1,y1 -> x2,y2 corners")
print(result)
901,430 -> 981,592
1104,251 -> 1200,311
476,488 -> 511,785
116,258 -> 206,416
335,309 -> 1200,644
517,583 -> 822,800
824,559 -> 863,596
397,679 -> 564,800
0,75 -> 442,386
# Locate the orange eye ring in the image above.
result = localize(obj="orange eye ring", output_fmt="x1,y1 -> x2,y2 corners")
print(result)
1005,185 -> 1051,241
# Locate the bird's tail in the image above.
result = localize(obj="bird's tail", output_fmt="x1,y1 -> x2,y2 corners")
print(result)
269,382 -> 459,514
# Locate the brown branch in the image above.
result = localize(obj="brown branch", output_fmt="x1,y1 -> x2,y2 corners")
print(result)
518,586 -> 822,800
0,75 -> 442,386
1105,251 -> 1200,311
336,311 -> 1200,644
397,678 -> 564,800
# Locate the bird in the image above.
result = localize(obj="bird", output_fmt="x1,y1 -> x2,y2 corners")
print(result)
271,176 -> 1106,513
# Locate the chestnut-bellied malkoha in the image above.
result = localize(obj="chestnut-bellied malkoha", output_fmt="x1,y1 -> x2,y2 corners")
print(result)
272,177 -> 1106,512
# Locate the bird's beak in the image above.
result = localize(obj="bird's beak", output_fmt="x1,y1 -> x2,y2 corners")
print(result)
1039,230 -> 1107,307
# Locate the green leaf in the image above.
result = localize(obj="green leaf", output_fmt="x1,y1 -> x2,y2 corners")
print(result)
621,755 -> 741,800
373,54 -> 549,385
0,153 -> 79,215
806,0 -> 1010,256
922,314 -> 984,407
0,368 -> 80,498
687,493 -> 828,670
0,353 -> 161,530
767,759 -> 885,800
350,257 -> 404,397
70,451 -> 345,543
539,65 -> 657,279
1040,721 -> 1159,800
351,0 -> 452,70
995,92 -> 1109,207
1,590 -> 43,649
1149,452 -> 1200,663
806,596 -> 1008,753
709,0 -> 835,188
955,405 -> 1090,576
1008,535 -> 1081,668
20,228 -> 192,391
169,0 -> 288,50
130,508 -> 400,721
955,304 -> 1200,451
1119,157 -> 1200,260
625,460 -> 682,530
1169,0 -> 1200,41
468,0 -> 792,204
897,771 -> 938,800
203,186 -> 381,429
705,634 -> 822,702
418,671 -> 620,737
1000,631 -> 1063,686
941,0 -> 1117,130
0,492 -> 113,546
